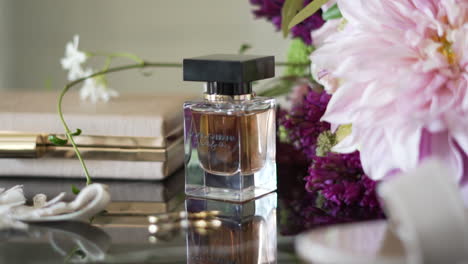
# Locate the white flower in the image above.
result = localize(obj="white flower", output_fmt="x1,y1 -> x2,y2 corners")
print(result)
79,68 -> 119,103
61,35 -> 119,103
61,35 -> 87,81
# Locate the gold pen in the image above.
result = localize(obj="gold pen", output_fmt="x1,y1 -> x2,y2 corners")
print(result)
0,131 -> 183,162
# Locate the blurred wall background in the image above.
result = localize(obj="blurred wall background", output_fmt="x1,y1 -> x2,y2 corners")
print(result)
0,0 -> 291,94
0,1 -> 11,89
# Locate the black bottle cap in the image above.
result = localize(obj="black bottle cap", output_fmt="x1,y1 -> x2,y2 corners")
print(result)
183,54 -> 275,95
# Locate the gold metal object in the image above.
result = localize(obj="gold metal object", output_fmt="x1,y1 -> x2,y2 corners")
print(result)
203,93 -> 254,101
93,211 -> 222,231
147,210 -> 220,224
145,211 -> 222,235
0,133 -> 46,158
0,131 -> 183,162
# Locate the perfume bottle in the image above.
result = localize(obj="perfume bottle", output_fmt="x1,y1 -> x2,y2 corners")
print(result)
185,193 -> 277,264
183,54 -> 277,202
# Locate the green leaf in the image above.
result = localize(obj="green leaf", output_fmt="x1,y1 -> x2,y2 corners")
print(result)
71,185 -> 81,195
70,128 -> 82,137
281,0 -> 304,38
315,131 -> 337,157
285,38 -> 314,76
315,192 -> 326,208
48,135 -> 68,146
238,43 -> 252,54
278,125 -> 290,143
322,3 -> 342,20
288,0 -> 330,30
336,124 -> 352,143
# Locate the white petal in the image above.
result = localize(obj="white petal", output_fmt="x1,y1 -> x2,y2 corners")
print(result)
73,35 -> 80,49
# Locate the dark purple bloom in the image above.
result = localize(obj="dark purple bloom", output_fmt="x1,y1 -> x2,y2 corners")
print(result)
250,0 -> 325,45
278,190 -> 384,235
280,87 -> 331,160
290,11 -> 325,45
279,86 -> 382,216
276,127 -> 384,235
306,152 -> 381,208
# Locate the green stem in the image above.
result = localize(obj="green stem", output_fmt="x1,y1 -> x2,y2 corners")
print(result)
86,51 -> 146,64
57,81 -> 92,184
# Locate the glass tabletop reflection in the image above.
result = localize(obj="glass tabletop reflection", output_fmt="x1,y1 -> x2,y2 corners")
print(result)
0,156 -> 382,264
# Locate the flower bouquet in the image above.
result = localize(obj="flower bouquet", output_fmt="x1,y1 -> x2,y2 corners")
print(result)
251,0 -> 468,232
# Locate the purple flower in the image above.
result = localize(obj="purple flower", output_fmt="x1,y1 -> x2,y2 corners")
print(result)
278,190 -> 384,235
290,11 -> 325,45
280,87 -> 331,160
276,136 -> 384,235
306,152 -> 381,208
279,87 -> 382,211
250,0 -> 325,45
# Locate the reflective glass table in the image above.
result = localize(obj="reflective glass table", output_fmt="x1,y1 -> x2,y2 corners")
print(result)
0,149 -> 382,264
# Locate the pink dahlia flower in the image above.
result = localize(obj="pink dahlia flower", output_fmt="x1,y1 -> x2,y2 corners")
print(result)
311,0 -> 468,186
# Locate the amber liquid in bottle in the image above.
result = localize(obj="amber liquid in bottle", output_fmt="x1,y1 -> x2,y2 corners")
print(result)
191,108 -> 273,176
186,194 -> 277,264
187,219 -> 266,264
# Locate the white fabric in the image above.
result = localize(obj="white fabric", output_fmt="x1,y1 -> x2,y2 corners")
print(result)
379,159 -> 468,264
0,183 -> 110,229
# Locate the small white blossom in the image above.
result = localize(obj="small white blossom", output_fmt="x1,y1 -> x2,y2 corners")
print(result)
60,35 -> 87,81
79,68 -> 119,103
61,35 -> 119,103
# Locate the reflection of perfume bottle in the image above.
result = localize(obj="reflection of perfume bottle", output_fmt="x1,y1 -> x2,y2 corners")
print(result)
185,193 -> 277,264
183,54 -> 277,202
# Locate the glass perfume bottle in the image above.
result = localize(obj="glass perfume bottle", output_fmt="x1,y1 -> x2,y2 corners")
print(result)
183,54 -> 277,202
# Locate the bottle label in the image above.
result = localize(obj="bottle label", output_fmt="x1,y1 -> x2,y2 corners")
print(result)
192,132 -> 237,150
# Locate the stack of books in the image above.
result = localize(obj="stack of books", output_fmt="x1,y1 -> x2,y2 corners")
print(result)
0,91 -> 193,180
